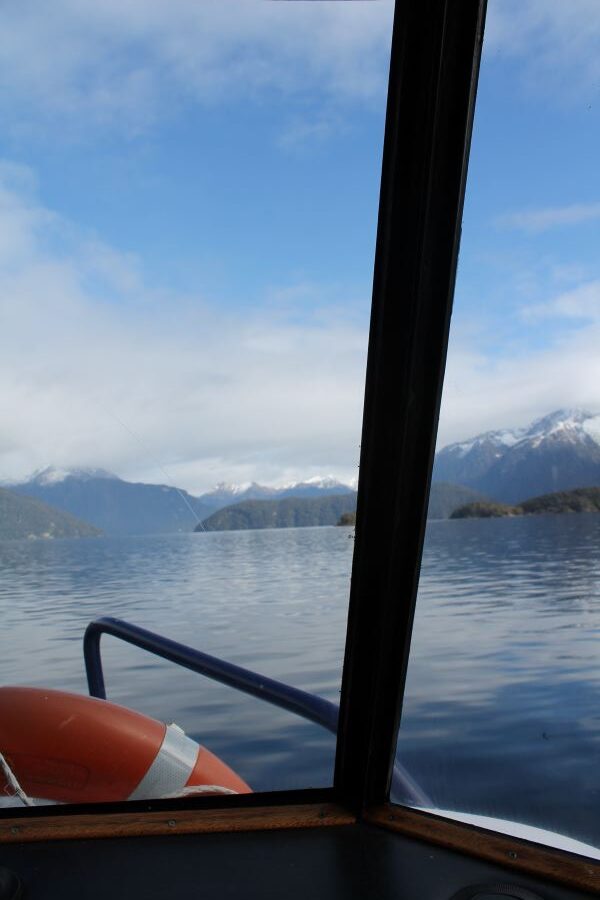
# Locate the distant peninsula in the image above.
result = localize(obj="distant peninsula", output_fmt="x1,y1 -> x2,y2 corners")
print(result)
197,493 -> 358,532
0,487 -> 102,540
451,486 -> 600,519
196,482 -> 492,532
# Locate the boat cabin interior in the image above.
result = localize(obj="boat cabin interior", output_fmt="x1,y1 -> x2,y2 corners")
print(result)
1,0 -> 598,897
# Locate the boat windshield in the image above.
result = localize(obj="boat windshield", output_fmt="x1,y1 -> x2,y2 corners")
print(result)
0,1 -> 394,804
393,0 -> 600,857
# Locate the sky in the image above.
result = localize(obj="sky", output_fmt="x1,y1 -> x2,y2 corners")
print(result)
0,0 -> 599,494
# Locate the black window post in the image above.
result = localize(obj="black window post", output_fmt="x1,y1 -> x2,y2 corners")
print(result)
335,0 -> 487,812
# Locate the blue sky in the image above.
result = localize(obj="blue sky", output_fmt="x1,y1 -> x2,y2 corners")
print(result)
0,0 -> 598,492
441,0 -> 600,442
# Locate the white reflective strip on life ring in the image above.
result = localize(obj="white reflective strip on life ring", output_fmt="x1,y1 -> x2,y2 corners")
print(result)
128,723 -> 199,801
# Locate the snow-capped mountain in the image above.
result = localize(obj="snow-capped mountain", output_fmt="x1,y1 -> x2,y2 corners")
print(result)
29,466 -> 119,486
433,409 -> 600,502
195,477 -> 354,507
198,482 -> 278,506
9,471 -> 356,536
278,476 -> 356,499
11,470 -> 213,536
283,475 -> 356,491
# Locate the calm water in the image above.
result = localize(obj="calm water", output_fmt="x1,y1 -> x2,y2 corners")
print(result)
1,516 -> 600,847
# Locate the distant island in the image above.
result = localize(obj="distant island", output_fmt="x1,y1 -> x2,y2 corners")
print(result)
451,486 -> 600,519
337,512 -> 355,526
0,487 -> 102,540
197,493 -> 358,532
196,482 -> 493,532
426,482 -> 489,519
335,484 -> 487,528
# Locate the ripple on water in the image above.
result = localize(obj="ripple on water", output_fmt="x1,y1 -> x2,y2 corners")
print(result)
2,518 -> 600,846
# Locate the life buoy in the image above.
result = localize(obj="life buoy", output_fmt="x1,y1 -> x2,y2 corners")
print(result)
0,686 -> 251,804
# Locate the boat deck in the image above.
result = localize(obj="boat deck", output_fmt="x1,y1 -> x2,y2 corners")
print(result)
0,824 -> 592,900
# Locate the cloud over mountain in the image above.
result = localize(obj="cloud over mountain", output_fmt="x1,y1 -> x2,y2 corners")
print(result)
0,163 -> 367,492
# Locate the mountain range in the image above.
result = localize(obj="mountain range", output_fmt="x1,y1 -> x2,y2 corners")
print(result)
8,469 -> 358,536
10,468 -> 214,537
433,409 -> 600,503
5,409 -> 600,537
0,487 -> 102,540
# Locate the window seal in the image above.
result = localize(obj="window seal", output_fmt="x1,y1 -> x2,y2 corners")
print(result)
334,0 -> 487,811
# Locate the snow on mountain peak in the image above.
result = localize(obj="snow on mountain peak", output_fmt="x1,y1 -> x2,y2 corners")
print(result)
29,466 -> 118,486
440,409 -> 600,458
447,427 -> 524,458
434,408 -> 600,503
298,475 -> 346,488
582,415 -> 600,446
204,476 -> 354,497
31,467 -> 70,485
527,408 -> 592,436
206,481 -> 252,496
279,475 -> 353,491
522,409 -> 600,449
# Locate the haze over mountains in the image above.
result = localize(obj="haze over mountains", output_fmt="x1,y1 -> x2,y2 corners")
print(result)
4,468 -> 484,536
4,409 -> 600,537
11,468 -> 214,537
9,469 -> 359,536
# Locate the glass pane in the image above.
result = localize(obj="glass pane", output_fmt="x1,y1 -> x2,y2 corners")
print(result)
393,0 -> 600,857
0,1 -> 394,806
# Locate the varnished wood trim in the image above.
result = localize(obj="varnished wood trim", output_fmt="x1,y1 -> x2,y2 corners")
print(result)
365,804 -> 600,895
0,802 -> 355,844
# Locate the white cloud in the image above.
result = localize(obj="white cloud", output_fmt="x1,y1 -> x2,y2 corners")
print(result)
0,1 -> 394,139
4,159 -> 600,487
485,0 -> 600,96
521,280 -> 600,322
496,203 -> 600,234
0,162 -> 367,493
1,0 -> 597,145
437,310 -> 600,448
277,113 -> 345,153
0,0 -> 597,143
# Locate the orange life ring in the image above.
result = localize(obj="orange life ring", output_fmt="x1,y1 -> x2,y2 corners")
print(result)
0,686 -> 251,804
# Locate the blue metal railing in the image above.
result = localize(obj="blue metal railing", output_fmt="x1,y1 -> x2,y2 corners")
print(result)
83,616 -> 428,806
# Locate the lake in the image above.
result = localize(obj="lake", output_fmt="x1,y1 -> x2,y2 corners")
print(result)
1,515 -> 600,849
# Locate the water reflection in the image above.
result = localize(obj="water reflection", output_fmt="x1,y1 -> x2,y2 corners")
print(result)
397,514 -> 600,848
2,515 -> 600,847
0,528 -> 351,793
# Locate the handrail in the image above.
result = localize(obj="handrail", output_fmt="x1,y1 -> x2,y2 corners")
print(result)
83,616 -> 429,806
84,616 -> 338,732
